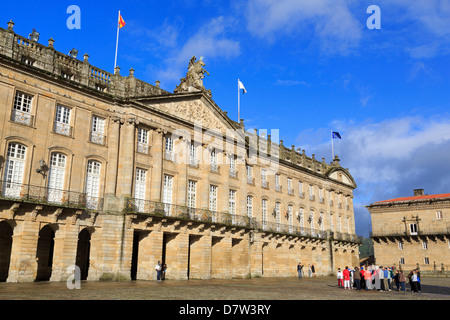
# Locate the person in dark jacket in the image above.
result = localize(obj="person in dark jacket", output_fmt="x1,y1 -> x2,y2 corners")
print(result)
353,267 -> 361,290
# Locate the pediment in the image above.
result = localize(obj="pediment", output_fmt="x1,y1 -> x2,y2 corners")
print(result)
133,93 -> 238,134
326,167 -> 357,189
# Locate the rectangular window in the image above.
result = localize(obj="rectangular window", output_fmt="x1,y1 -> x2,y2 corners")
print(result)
165,136 -> 174,161
209,185 -> 218,212
287,178 -> 293,195
422,241 -> 428,250
398,241 -> 403,250
299,181 -> 304,198
288,205 -> 293,233
424,257 -> 430,265
187,180 -> 196,209
275,202 -> 281,231
229,189 -> 236,224
309,185 -> 314,201
436,210 -> 443,220
319,188 -> 324,203
90,115 -> 106,145
246,165 -> 253,185
262,199 -> 268,231
261,169 -> 268,188
137,128 -> 149,154
275,174 -> 281,192
229,156 -> 236,177
134,168 -> 147,212
163,174 -> 173,215
210,149 -> 218,172
247,196 -> 253,218
189,143 -> 197,167
409,223 -> 418,235
54,105 -> 72,136
13,91 -> 33,113
400,257 -> 405,265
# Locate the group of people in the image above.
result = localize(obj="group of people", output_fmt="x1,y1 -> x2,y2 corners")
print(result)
336,265 -> 422,292
297,263 -> 317,278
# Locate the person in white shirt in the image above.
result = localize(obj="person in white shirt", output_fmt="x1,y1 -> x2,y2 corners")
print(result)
155,261 -> 162,281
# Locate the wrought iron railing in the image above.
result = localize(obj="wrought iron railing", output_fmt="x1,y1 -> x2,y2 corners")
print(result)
0,181 -> 103,210
254,220 -> 328,239
126,199 -> 255,228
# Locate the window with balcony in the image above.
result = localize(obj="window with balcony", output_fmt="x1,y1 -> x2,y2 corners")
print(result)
187,180 -> 197,210
85,161 -> 101,210
409,223 -> 418,235
54,105 -> 72,136
47,153 -> 67,204
209,185 -> 218,213
165,136 -> 174,161
137,128 -> 149,154
229,156 -> 237,178
90,115 -> 106,145
229,189 -> 236,223
262,199 -> 268,231
134,168 -> 147,212
2,143 -> 27,198
12,91 -> 33,126
275,174 -> 281,192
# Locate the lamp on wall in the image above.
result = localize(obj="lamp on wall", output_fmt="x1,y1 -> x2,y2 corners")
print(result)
36,159 -> 48,178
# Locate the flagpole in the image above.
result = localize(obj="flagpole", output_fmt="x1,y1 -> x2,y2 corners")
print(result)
331,130 -> 334,160
238,79 -> 240,122
114,10 -> 120,70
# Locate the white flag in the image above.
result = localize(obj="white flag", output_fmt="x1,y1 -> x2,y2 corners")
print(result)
238,79 -> 247,94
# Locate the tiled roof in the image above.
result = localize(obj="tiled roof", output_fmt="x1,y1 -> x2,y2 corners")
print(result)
375,193 -> 450,204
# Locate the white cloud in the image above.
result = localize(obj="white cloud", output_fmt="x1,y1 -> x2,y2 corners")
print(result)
244,0 -> 363,55
296,115 -> 450,236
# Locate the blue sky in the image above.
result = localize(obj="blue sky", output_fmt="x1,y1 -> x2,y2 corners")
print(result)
2,0 -> 450,236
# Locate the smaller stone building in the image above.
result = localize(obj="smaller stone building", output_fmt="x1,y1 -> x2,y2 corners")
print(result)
367,189 -> 450,273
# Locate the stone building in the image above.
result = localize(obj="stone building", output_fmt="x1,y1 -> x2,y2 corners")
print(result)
367,189 -> 450,273
0,21 -> 360,283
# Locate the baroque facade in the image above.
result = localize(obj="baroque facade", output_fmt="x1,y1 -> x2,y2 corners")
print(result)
367,189 -> 450,273
0,21 -> 359,283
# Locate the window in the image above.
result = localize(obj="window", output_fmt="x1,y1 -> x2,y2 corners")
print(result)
209,185 -> 218,213
261,169 -> 268,188
319,188 -> 324,203
210,149 -> 218,172
3,143 -> 27,198
134,168 -> 147,212
328,190 -> 333,206
275,174 -> 281,192
409,223 -> 418,235
287,178 -> 293,195
329,213 -> 334,232
163,174 -> 173,215
299,208 -> 305,231
165,136 -> 174,161
247,195 -> 253,218
424,257 -> 430,265
189,143 -> 197,167
309,185 -> 314,201
262,199 -> 268,231
21,56 -> 34,66
85,161 -> 101,210
398,241 -> 403,250
187,180 -> 196,209
229,156 -> 236,177
400,257 -> 405,265
422,241 -> 428,250
288,205 -> 293,233
47,153 -> 67,203
229,190 -> 236,223
54,105 -> 72,136
246,165 -> 253,185
298,181 -> 304,198
310,210 -> 314,234
320,212 -> 325,233
436,210 -> 443,220
275,202 -> 281,232
90,116 -> 105,145
12,92 -> 33,126
137,128 -> 149,154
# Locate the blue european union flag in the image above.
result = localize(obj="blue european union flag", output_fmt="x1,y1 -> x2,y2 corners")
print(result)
332,132 -> 342,139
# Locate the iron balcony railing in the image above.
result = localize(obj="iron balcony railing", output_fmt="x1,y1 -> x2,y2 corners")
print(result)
0,181 -> 104,211
126,199 -> 256,228
254,220 -> 328,239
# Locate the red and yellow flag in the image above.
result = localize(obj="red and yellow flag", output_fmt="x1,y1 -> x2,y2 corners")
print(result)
118,12 -> 126,29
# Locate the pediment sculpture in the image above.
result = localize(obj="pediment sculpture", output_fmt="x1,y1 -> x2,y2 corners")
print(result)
175,56 -> 212,98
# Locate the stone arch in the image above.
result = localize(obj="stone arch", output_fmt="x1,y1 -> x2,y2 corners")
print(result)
0,221 -> 13,282
75,228 -> 92,280
35,224 -> 57,281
